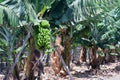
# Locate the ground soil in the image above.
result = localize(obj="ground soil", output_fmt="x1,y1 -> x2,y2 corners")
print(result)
0,61 -> 120,80
42,61 -> 120,80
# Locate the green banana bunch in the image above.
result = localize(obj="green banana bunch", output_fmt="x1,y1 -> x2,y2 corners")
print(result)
34,20 -> 51,50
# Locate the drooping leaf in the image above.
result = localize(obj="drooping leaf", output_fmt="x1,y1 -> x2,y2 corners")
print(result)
98,52 -> 105,57
105,44 -> 116,49
47,0 -> 118,25
24,0 -> 39,25
1,0 -> 40,26
0,48 -> 4,52
110,53 -> 118,56
0,4 -> 19,27
14,46 -> 23,53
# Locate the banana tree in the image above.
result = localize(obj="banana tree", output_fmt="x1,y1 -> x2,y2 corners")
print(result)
77,14 -> 120,69
43,0 -> 119,71
0,0 -> 40,79
0,0 -> 56,79
0,25 -> 28,79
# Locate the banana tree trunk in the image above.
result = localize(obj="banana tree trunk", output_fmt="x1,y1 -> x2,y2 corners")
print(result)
103,48 -> 110,62
80,46 -> 86,62
61,36 -> 71,75
110,43 -> 116,62
24,36 -> 35,80
90,46 -> 100,69
51,35 -> 63,75
13,65 -> 20,80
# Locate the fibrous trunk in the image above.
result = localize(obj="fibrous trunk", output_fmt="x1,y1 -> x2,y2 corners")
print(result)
51,34 -> 71,76
80,46 -> 86,62
61,35 -> 71,76
24,37 -> 35,80
51,35 -> 63,75
90,46 -> 100,69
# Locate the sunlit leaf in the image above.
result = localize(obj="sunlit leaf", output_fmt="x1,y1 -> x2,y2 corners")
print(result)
0,48 -> 4,52
24,1 -> 39,25
14,46 -> 23,53
0,4 -> 19,27
98,51 -> 105,57
110,53 -> 118,56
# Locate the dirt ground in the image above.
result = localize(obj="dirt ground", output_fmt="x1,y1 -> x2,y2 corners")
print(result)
0,61 -> 120,80
42,61 -> 120,80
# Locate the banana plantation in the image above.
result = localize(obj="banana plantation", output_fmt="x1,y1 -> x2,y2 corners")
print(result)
0,0 -> 120,80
